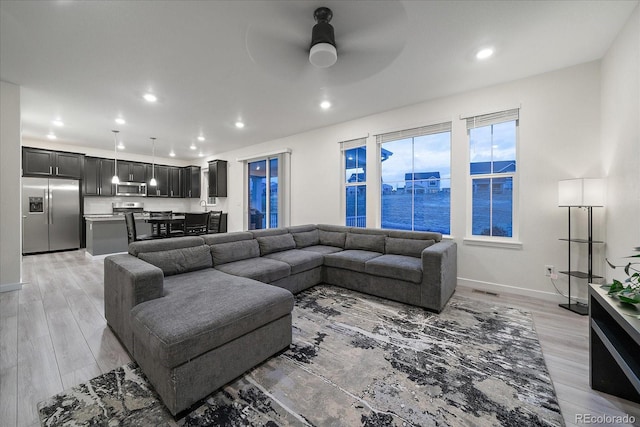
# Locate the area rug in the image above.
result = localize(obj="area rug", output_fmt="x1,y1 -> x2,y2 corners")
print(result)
38,285 -> 564,426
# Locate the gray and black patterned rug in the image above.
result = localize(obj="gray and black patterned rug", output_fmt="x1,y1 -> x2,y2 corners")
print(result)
38,285 -> 563,426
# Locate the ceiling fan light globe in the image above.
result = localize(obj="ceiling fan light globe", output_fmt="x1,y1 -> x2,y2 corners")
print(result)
309,43 -> 337,68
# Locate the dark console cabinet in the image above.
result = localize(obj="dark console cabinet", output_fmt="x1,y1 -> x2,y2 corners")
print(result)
589,284 -> 640,403
208,160 -> 227,197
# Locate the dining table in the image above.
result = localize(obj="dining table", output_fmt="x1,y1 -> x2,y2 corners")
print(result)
144,214 -> 185,237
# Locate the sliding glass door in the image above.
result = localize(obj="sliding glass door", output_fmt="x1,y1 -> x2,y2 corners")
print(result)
248,157 -> 278,229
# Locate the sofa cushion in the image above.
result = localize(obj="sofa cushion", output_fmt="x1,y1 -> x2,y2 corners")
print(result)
128,236 -> 205,257
264,249 -> 324,274
131,268 -> 294,368
291,229 -> 320,248
287,224 -> 317,234
210,240 -> 260,265
365,254 -> 423,284
138,245 -> 212,276
201,231 -> 253,245
388,229 -> 442,243
323,250 -> 382,273
215,257 -> 291,283
257,234 -> 296,256
345,233 -> 386,253
385,237 -> 435,258
319,230 -> 346,248
299,245 -> 344,255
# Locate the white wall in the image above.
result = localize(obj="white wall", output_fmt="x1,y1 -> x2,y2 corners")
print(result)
202,61 -> 604,301
0,81 -> 22,292
601,5 -> 640,276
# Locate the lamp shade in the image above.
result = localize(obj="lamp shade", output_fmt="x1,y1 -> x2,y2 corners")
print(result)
558,178 -> 605,207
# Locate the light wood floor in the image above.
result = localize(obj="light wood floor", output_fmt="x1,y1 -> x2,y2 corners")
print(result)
1,250 -> 639,427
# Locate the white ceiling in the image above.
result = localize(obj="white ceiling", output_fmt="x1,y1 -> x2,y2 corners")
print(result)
1,0 -> 637,160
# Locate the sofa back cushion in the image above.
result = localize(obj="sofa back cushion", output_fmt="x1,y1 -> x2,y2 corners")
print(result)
257,234 -> 296,256
345,232 -> 386,253
128,236 -> 205,257
201,231 -> 253,246
138,245 -> 212,276
319,230 -> 346,248
291,229 -> 320,248
211,239 -> 260,265
385,237 -> 435,258
388,229 -> 442,243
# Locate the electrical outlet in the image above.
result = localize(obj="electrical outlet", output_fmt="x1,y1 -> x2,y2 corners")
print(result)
545,265 -> 554,277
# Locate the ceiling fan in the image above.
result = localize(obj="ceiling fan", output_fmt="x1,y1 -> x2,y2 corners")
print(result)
244,1 -> 408,86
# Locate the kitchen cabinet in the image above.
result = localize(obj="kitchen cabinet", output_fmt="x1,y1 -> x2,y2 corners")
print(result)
116,161 -> 146,182
208,160 -> 227,197
84,157 -> 115,196
182,166 -> 201,198
23,147 -> 84,179
147,165 -> 170,197
169,166 -> 183,198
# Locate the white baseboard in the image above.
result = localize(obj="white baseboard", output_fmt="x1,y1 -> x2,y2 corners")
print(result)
85,251 -> 126,260
457,277 -> 585,304
0,282 -> 23,293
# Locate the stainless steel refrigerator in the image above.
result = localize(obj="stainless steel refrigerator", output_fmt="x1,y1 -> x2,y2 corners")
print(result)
22,177 -> 80,254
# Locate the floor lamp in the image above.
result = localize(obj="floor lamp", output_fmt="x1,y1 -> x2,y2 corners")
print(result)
558,178 -> 605,315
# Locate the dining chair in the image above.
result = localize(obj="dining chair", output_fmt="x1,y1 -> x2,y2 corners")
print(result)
149,211 -> 172,236
207,210 -> 223,234
124,212 -> 152,244
184,212 -> 210,235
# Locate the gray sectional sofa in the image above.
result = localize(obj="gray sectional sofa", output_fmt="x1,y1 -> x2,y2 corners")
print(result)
104,224 -> 457,415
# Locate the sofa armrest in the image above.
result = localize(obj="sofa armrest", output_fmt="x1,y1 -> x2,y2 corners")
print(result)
104,254 -> 164,353
420,241 -> 457,312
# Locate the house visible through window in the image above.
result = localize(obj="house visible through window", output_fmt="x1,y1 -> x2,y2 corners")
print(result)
467,109 -> 519,238
341,138 -> 367,227
377,122 -> 452,234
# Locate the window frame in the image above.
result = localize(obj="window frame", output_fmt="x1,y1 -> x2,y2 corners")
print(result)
375,122 -> 452,235
464,109 -> 521,246
341,138 -> 368,228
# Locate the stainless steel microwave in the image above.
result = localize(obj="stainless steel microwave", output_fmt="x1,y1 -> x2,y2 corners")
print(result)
115,182 -> 147,196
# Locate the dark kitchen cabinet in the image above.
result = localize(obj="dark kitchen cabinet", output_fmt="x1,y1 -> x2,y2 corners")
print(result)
182,166 -> 201,198
169,167 -> 183,198
116,161 -> 146,183
84,157 -> 115,196
23,147 -> 83,179
147,165 -> 169,197
208,160 -> 227,197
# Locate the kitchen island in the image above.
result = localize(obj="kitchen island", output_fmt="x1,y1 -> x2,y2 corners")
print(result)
85,215 -> 152,256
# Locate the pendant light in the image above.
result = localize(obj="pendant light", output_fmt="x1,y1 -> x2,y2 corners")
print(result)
149,137 -> 157,186
111,130 -> 120,184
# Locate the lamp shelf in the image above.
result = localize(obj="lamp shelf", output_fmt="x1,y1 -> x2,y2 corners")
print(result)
559,238 -> 604,244
559,270 -> 603,280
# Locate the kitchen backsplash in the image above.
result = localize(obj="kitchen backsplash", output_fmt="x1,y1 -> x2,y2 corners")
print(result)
84,196 -> 204,214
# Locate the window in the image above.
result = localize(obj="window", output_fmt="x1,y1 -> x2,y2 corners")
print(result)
341,138 -> 367,227
467,109 -> 519,238
377,122 -> 452,234
248,157 -> 279,229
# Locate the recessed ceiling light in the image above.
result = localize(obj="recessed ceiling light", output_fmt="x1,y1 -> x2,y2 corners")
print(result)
190,143 -> 197,150
197,135 -> 205,142
52,119 -> 64,127
47,133 -> 57,140
115,117 -> 126,125
143,93 -> 158,103
320,101 -> 331,109
476,48 -> 494,60
198,152 -> 204,157
118,142 -> 125,149
235,121 -> 245,129
169,150 -> 175,157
